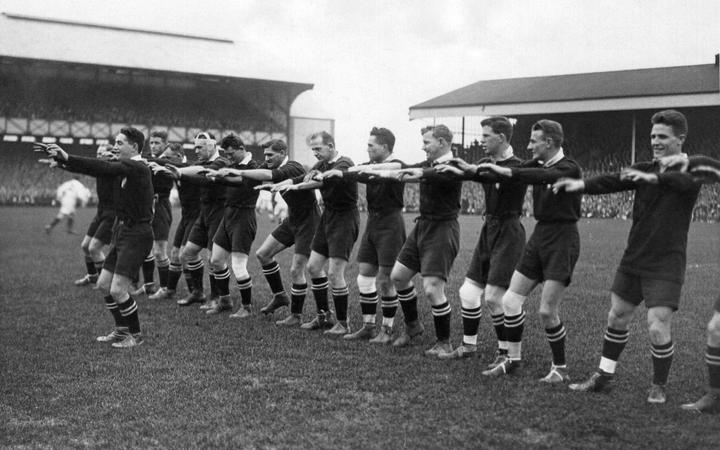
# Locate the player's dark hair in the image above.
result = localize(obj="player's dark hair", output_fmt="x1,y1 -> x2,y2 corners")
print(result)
262,139 -> 288,153
370,127 -> 395,152
220,134 -> 245,150
651,109 -> 688,137
309,131 -> 335,147
120,127 -> 145,153
150,130 -> 168,141
532,120 -> 564,147
421,124 -> 453,144
481,116 -> 513,142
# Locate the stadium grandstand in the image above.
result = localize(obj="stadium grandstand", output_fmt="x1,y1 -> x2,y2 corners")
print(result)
405,55 -> 720,221
0,12 -> 322,206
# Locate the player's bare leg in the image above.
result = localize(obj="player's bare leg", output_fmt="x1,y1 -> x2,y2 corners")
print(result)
390,262 -> 424,347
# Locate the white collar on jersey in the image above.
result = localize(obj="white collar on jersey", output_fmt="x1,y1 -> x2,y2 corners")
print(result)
492,145 -> 515,163
209,150 -> 220,161
279,156 -> 289,167
131,154 -> 143,161
238,152 -> 252,166
431,151 -> 453,165
543,148 -> 565,167
329,152 -> 341,164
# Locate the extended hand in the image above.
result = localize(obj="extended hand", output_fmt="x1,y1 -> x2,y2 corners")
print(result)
434,164 -> 464,176
552,178 -> 585,193
620,168 -> 657,184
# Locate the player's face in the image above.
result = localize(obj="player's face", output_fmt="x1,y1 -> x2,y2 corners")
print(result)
113,133 -> 137,159
310,137 -> 333,162
367,136 -> 387,163
195,143 -> 213,162
481,126 -> 503,157
226,147 -> 247,164
149,137 -> 166,157
264,149 -> 285,168
422,131 -> 444,162
527,129 -> 552,161
650,124 -> 684,159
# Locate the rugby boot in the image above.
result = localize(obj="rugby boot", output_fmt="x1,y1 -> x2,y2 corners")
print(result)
230,305 -> 253,319
300,310 -> 335,331
96,327 -> 129,343
647,383 -> 667,404
324,321 -> 351,338
200,297 -> 218,310
539,364 -> 571,383
276,313 -> 302,327
111,333 -> 144,348
437,343 -> 477,360
424,340 -> 453,358
392,320 -> 425,347
369,325 -> 393,344
482,355 -> 520,377
206,295 -> 233,315
343,323 -> 377,341
177,290 -> 207,306
486,349 -> 509,369
260,293 -> 290,315
148,287 -> 174,300
680,392 -> 720,414
568,370 -> 614,392
74,274 -> 98,286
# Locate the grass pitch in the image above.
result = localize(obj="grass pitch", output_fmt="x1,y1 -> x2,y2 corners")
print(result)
1,207 -> 719,449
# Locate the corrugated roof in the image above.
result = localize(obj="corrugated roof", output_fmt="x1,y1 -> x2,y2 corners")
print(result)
0,12 -> 313,88
410,63 -> 719,110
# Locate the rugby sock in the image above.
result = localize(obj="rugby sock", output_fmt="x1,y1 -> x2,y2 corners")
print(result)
93,259 -> 104,275
311,277 -> 329,313
186,258 -> 204,293
707,345 -> 720,389
332,286 -> 349,322
167,262 -> 182,291
290,283 -> 307,314
461,305 -> 482,346
209,269 -> 218,299
431,301 -> 451,342
397,287 -> 418,323
504,311 -> 525,360
359,290 -> 378,324
651,341 -> 674,385
491,313 -> 508,353
104,295 -> 124,327
599,327 -> 629,374
156,257 -> 170,288
142,255 -> 155,284
237,277 -> 253,306
117,296 -> 140,334
546,322 -> 567,366
215,266 -> 231,296
381,295 -> 399,327
262,262 -> 285,295
85,257 -> 97,276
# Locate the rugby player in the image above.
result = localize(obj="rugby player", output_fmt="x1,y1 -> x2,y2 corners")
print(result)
38,127 -> 154,348
555,110 -> 702,403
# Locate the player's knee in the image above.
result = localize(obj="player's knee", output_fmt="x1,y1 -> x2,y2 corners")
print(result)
209,256 -> 226,272
422,277 -> 444,299
289,264 -> 305,283
647,317 -> 671,344
356,274 -> 376,294
376,273 -> 393,295
327,270 -> 346,288
459,282 -> 483,309
502,290 -> 526,316
707,316 -> 720,338
538,305 -> 558,325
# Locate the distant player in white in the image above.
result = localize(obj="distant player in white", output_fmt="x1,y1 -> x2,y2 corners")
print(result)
45,176 -> 91,234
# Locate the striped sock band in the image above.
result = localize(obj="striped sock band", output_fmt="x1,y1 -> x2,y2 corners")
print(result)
117,296 -> 140,334
546,322 -> 567,366
290,283 -> 307,314
332,285 -> 349,322
600,327 -> 629,373
167,262 -> 182,291
505,311 -> 525,360
491,313 -> 508,351
461,305 -> 482,345
142,255 -> 155,284
156,257 -> 170,288
237,277 -> 253,306
431,301 -> 451,341
104,295 -> 124,327
359,290 -> 378,323
397,287 -> 418,323
651,341 -> 674,385
311,277 -> 329,313
381,295 -> 399,327
214,266 -> 231,296
706,345 -> 720,389
262,261 -> 285,295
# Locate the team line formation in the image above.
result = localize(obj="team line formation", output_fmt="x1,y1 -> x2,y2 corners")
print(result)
35,109 -> 720,414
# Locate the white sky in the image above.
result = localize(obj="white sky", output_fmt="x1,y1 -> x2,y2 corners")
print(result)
1,0 -> 719,163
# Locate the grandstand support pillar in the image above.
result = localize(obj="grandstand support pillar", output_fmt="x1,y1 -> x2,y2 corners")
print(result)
461,116 -> 465,148
631,113 -> 636,164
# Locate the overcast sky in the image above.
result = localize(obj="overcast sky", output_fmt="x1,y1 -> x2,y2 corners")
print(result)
2,0 -> 719,162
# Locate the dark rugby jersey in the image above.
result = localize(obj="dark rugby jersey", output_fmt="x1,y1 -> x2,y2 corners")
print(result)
470,156 -> 526,217
510,157 -> 582,222
96,175 -> 119,214
152,172 -> 174,198
407,159 -> 463,220
65,155 -> 153,223
584,160 -> 701,283
344,159 -> 405,212
180,157 -> 230,207
176,179 -> 201,219
219,158 -> 261,209
294,156 -> 357,212
271,160 -> 318,219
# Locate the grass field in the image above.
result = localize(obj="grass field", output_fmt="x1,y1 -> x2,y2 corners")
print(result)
1,207 -> 719,449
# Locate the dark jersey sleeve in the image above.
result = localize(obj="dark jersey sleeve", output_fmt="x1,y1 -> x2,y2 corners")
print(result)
65,155 -> 136,178
510,158 -> 581,184
271,161 -> 306,182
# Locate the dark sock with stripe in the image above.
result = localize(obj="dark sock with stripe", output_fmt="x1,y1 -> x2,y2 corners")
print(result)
117,296 -> 140,334
707,345 -> 720,389
602,327 -> 629,361
237,277 -> 252,306
332,286 -> 349,322
359,290 -> 378,318
651,341 -> 674,385
156,257 -> 170,288
93,259 -> 104,274
290,283 -> 307,314
85,257 -> 97,276
505,311 -> 525,360
431,302 -> 451,341
491,313 -> 508,353
311,277 -> 329,313
142,256 -> 155,284
397,287 -> 418,323
104,295 -> 125,327
214,266 -> 231,296
381,295 -> 399,319
461,305 -> 482,341
187,259 -> 204,293
167,263 -> 182,291
209,270 -> 218,298
262,262 -> 285,295
545,322 -> 567,366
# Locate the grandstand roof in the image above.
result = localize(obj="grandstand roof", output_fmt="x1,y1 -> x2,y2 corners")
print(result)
0,12 -> 313,90
409,60 -> 720,119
